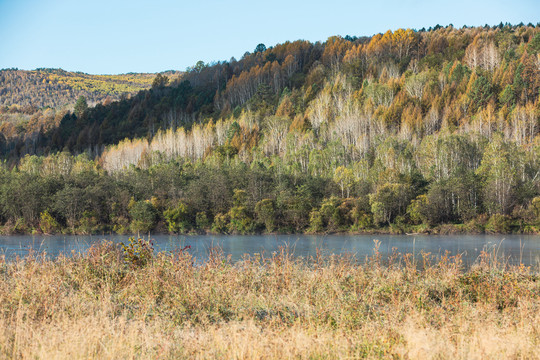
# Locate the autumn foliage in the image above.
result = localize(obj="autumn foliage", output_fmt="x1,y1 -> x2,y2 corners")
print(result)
1,23 -> 540,234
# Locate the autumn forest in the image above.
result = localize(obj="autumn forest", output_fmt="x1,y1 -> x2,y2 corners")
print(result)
1,23 -> 539,235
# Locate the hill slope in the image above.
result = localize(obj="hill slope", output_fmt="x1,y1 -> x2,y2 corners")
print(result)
0,68 -> 182,109
2,24 -> 538,157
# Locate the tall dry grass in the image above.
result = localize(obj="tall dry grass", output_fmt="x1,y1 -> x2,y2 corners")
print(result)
0,241 -> 538,359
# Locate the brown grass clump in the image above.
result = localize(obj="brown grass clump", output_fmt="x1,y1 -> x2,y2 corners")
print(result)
0,241 -> 538,359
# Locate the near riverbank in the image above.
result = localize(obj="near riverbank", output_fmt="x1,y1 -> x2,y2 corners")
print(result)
1,214 -> 539,236
0,240 -> 538,358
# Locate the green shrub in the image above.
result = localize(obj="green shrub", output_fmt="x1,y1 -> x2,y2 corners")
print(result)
407,194 -> 429,225
255,199 -> 276,232
163,202 -> 191,233
308,210 -> 324,233
212,213 -> 229,233
129,200 -> 158,234
464,215 -> 487,233
39,210 -> 60,234
78,210 -> 100,234
112,216 -> 130,234
196,212 -> 210,230
228,206 -> 254,234
530,197 -> 540,223
485,214 -> 512,234
228,189 -> 254,234
350,211 -> 372,231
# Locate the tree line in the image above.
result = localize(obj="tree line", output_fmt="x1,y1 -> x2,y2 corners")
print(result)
0,133 -> 539,235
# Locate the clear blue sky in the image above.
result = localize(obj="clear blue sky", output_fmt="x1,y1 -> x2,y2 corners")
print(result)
0,0 -> 538,74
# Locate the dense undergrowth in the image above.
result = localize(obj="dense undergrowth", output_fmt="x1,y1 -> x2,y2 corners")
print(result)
0,240 -> 538,358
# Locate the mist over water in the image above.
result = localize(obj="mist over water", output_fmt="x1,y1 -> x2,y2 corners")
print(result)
1,234 -> 539,267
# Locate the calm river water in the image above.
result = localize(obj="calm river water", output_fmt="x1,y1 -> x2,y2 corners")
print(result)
1,234 -> 540,267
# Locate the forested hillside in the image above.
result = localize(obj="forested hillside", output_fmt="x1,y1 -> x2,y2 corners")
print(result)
0,68 -> 182,108
0,69 -> 182,153
0,23 -> 539,235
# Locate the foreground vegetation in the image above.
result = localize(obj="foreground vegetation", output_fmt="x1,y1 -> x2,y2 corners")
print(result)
0,240 -> 538,359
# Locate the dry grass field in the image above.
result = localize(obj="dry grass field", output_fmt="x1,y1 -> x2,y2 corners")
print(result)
0,240 -> 538,359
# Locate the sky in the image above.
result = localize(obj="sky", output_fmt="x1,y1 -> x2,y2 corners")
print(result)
0,0 -> 538,74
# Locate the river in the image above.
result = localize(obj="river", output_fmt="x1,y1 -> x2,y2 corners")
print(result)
1,234 -> 540,267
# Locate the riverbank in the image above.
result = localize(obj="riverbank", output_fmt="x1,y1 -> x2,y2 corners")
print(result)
1,218 -> 539,236
0,241 -> 538,359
